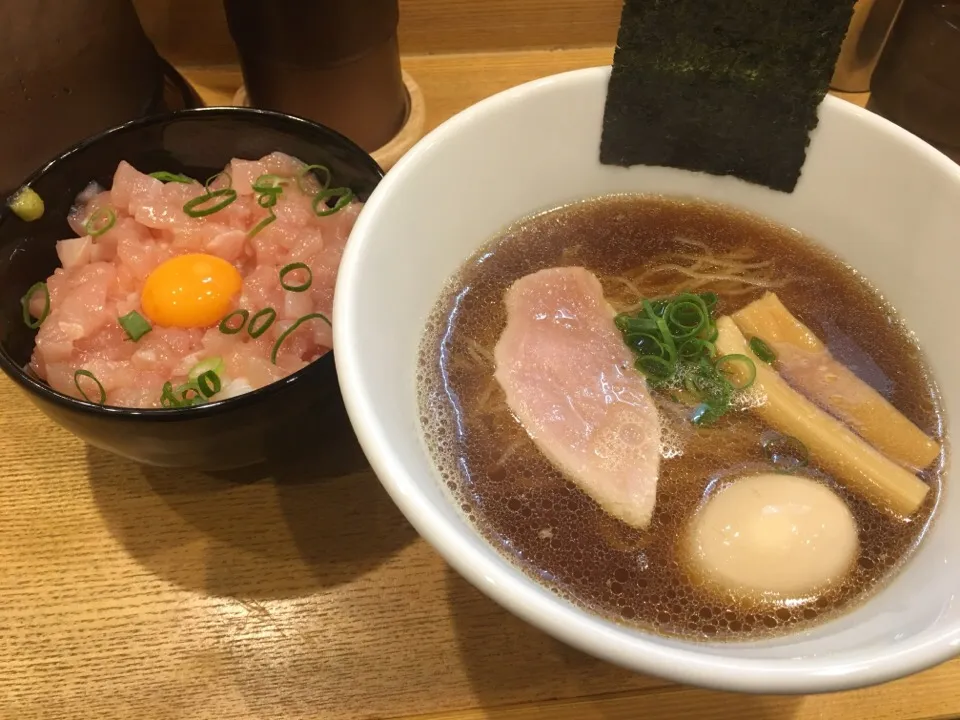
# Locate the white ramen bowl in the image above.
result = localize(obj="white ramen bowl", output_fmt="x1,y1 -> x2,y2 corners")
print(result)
334,66 -> 960,693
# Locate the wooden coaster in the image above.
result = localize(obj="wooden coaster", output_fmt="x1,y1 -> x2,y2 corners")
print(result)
231,69 -> 426,171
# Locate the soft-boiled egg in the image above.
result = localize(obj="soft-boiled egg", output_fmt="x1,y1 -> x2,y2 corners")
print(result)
141,253 -> 242,328
686,473 -> 859,599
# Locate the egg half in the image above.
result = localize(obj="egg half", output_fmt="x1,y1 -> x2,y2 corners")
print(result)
141,253 -> 242,328
686,473 -> 859,599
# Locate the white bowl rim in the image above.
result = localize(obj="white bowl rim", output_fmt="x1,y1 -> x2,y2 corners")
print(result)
334,65 -> 960,694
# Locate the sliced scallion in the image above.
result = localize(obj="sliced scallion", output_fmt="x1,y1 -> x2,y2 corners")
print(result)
635,355 -> 673,380
188,357 -> 225,382
160,381 -> 182,408
183,188 -> 237,218
21,282 -> 50,329
714,353 -> 757,390
297,164 -> 332,194
698,291 -> 719,310
257,192 -> 279,209
85,207 -> 116,237
74,369 -> 106,405
205,171 -> 233,190
248,307 -> 277,338
179,384 -> 205,405
311,187 -> 353,217
252,174 -> 288,193
749,336 -> 777,364
279,262 -> 312,292
247,211 -> 276,239
271,312 -> 330,364
219,309 -> 249,334
616,288 -> 752,425
196,370 -> 222,398
118,310 -> 152,341
149,171 -> 193,184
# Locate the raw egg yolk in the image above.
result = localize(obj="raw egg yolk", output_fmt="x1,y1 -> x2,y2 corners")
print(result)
141,253 -> 242,328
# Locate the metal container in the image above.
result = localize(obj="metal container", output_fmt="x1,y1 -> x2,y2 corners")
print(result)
831,0 -> 904,92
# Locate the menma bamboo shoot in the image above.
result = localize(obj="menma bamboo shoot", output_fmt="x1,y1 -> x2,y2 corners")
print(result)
731,292 -> 940,471
715,316 -> 930,518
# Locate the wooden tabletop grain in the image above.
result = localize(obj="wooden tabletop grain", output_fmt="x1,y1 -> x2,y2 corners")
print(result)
1,47 -> 956,720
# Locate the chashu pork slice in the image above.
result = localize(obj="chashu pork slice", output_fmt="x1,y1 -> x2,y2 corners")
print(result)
493,266 -> 662,528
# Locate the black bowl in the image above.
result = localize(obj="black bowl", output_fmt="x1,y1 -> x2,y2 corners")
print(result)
0,107 -> 383,470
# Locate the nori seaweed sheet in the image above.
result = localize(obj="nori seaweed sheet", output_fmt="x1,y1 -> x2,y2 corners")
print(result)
600,0 -> 855,193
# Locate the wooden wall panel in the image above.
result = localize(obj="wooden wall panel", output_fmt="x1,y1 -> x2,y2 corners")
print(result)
132,0 -> 623,65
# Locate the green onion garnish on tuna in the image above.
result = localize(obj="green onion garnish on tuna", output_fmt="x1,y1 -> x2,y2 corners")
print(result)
311,187 -> 353,217
247,210 -> 276,239
218,309 -> 249,334
74,369 -> 106,405
248,308 -> 277,338
84,207 -> 116,238
196,370 -> 222,398
21,282 -> 50,329
279,262 -> 312,292
118,310 -> 152,341
183,188 -> 238,218
297,164 -> 332,194
271,313 -> 331,364
149,171 -> 193,184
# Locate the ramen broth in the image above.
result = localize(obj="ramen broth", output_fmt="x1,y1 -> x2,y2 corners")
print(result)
417,195 -> 945,640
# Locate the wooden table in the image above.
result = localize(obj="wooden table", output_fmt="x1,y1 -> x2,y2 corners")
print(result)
2,47 -> 956,720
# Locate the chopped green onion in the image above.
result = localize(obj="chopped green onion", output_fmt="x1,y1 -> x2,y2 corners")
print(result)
678,337 -> 716,362
666,294 -> 709,340
149,171 -> 193,184
118,310 -> 152,341
654,316 -> 678,363
698,291 -> 718,310
762,432 -> 809,470
8,186 -> 44,221
252,174 -> 288,193
616,288 -> 756,425
257,192 -> 279,209
248,307 -> 277,338
271,312 -> 330,364
188,357 -> 225,382
74,369 -> 106,405
714,353 -> 757,390
85,207 -> 116,237
219,309 -> 249,334
247,211 -> 276,239
297,164 -> 332,194
311,187 -> 354,217
179,384 -> 205,405
635,355 -> 673,379
183,188 -> 237,218
749,336 -> 777,364
196,370 -> 222,398
279,262 -> 312,292
205,171 -> 233,190
160,381 -> 182,408
625,332 -> 667,358
20,282 -> 50,329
